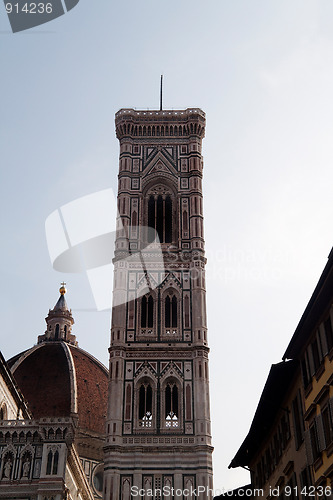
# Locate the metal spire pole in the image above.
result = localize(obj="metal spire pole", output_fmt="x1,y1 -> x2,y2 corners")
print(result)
160,75 -> 163,111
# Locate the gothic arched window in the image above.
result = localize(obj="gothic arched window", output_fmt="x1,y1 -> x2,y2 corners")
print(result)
165,295 -> 177,328
141,295 -> 154,328
139,383 -> 153,428
55,324 -> 59,340
147,194 -> 172,243
165,382 -> 179,428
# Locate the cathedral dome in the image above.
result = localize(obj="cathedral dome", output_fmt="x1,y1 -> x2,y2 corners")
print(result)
7,286 -> 108,439
8,342 -> 108,436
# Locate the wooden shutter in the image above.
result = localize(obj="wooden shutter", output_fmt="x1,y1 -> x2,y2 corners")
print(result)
316,415 -> 326,452
304,429 -> 314,465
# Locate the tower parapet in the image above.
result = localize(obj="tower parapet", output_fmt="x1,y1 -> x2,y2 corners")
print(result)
115,108 -> 206,140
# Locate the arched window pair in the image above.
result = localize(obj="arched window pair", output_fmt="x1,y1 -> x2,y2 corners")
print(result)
148,195 -> 172,243
140,290 -> 179,333
138,380 -> 180,429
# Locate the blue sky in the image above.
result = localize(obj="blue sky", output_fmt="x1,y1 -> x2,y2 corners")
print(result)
2,0 -> 333,491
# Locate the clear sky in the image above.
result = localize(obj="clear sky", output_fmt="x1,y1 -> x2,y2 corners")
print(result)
2,0 -> 333,492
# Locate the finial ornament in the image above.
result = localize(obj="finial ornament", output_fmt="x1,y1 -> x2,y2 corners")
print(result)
59,282 -> 67,295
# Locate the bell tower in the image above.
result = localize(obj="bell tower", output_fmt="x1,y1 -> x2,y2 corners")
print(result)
104,108 -> 213,499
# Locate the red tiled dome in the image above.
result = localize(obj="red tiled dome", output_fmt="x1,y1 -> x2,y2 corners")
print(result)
8,342 -> 108,436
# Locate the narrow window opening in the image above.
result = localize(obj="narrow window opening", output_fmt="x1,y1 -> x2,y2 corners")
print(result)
165,195 -> 172,243
156,195 -> 163,242
165,296 -> 171,328
172,296 -> 177,327
52,451 -> 59,475
139,383 -> 153,427
46,451 -> 53,475
148,296 -> 154,328
141,296 -> 147,327
165,383 -> 179,428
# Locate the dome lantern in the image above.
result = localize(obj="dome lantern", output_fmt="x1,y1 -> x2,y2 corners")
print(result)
37,284 -> 77,345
